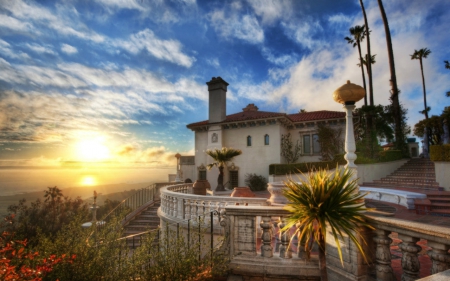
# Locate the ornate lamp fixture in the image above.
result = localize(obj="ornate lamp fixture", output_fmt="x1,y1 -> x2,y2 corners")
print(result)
333,80 -> 365,180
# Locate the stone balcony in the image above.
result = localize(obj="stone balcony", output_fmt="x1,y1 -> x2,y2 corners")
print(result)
158,183 -> 450,280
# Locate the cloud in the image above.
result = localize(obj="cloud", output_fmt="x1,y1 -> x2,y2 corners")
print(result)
115,29 -> 196,68
0,40 -> 30,60
25,43 -> 57,55
61,44 -> 78,54
261,47 -> 297,67
1,0 -> 105,43
247,0 -> 293,24
281,19 -> 324,50
209,9 -> 264,44
0,14 -> 34,33
94,0 -> 146,11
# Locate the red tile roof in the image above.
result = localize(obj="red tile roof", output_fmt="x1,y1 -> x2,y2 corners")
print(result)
186,109 -> 345,128
287,110 -> 345,122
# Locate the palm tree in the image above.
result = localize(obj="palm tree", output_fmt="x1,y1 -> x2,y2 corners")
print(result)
377,0 -> 405,154
358,0 -> 374,106
446,61 -> 450,97
44,186 -> 63,203
345,25 -> 368,106
282,167 -> 373,281
206,147 -> 242,191
411,48 -> 431,119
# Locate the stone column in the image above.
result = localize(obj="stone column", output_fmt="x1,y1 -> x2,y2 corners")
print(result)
427,241 -> 450,274
344,103 -> 358,182
374,229 -> 395,281
279,217 -> 292,259
398,235 -> 421,281
260,216 -> 273,257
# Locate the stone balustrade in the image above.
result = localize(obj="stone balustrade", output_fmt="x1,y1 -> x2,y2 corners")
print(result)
159,184 -> 269,226
218,205 -> 320,279
217,205 -> 450,280
158,184 -> 450,280
370,215 -> 450,281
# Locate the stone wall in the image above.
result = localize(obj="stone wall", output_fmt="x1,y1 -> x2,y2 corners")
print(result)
434,162 -> 450,191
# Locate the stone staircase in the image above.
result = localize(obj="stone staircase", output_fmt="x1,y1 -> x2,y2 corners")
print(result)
123,200 -> 160,248
363,158 -> 450,216
363,158 -> 442,190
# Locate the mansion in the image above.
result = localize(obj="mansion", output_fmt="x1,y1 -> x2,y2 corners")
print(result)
178,77 -> 347,189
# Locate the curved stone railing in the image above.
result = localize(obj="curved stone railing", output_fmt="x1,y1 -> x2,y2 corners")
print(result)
370,215 -> 450,280
216,205 -> 450,280
159,184 -> 269,226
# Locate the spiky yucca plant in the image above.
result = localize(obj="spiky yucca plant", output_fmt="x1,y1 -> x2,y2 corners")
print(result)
206,147 -> 242,191
282,167 -> 373,281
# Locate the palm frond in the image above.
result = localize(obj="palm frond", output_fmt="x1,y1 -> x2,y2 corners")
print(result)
282,166 -> 374,265
205,147 -> 242,169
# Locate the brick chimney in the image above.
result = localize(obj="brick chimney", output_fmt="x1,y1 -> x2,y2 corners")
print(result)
206,77 -> 228,123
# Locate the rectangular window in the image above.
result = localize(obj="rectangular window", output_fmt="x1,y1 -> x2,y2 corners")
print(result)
199,170 -> 206,180
303,135 -> 310,154
313,134 -> 321,154
229,171 -> 238,189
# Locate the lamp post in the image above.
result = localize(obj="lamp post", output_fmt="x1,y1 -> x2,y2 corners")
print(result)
333,80 -> 366,183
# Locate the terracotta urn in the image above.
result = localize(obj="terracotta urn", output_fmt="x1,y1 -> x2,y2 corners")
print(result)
192,180 -> 210,195
230,187 -> 255,198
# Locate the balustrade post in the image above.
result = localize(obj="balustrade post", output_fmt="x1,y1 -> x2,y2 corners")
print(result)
172,197 -> 177,218
279,217 -> 292,259
296,223 -> 308,259
185,199 -> 191,220
260,216 -> 273,257
190,200 -> 197,219
398,234 -> 421,281
427,241 -> 450,274
373,229 -> 395,281
177,197 -> 184,219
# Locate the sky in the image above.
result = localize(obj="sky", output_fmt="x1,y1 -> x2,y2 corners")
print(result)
0,0 -> 449,168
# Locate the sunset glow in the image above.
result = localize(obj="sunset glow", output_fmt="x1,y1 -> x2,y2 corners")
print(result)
80,176 -> 96,186
76,138 -> 110,162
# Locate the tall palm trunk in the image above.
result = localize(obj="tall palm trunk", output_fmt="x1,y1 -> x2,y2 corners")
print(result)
217,166 -> 224,191
318,231 -> 328,281
377,0 -> 404,152
419,58 -> 429,119
356,41 -> 368,106
359,0 -> 373,106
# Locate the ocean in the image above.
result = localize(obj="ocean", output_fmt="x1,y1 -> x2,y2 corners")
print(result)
0,167 -> 176,197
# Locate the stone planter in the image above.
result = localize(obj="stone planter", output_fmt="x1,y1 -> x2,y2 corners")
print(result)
230,186 -> 255,198
192,180 -> 210,195
267,182 -> 288,205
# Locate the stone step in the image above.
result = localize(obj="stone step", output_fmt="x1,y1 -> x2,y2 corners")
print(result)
362,183 -> 442,191
373,180 -> 440,187
385,175 -> 436,180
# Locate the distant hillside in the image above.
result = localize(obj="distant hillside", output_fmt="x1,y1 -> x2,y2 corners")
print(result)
0,182 -> 155,216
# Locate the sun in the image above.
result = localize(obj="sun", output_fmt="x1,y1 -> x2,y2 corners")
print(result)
76,138 -> 110,161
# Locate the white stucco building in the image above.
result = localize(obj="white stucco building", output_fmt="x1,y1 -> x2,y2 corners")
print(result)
179,76 -> 347,190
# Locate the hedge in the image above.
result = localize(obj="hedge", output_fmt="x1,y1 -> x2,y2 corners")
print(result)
430,145 -> 450,162
269,150 -> 404,175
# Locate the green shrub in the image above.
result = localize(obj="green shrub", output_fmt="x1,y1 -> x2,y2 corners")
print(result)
430,145 -> 450,161
269,161 -> 337,175
377,150 -> 403,162
269,150 -> 405,175
244,174 -> 268,191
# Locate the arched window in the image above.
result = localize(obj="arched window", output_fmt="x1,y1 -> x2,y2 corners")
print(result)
264,134 -> 269,145
247,136 -> 252,146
